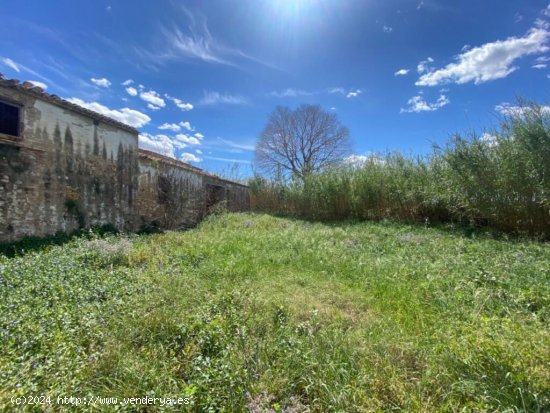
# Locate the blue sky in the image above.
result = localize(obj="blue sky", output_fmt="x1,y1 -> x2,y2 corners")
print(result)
1,0 -> 550,175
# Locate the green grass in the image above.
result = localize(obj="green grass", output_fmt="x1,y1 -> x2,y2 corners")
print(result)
1,213 -> 549,412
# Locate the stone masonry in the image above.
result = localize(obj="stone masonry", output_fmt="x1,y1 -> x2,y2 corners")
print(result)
0,76 -> 249,243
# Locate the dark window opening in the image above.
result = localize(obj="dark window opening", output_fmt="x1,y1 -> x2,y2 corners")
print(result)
0,101 -> 20,137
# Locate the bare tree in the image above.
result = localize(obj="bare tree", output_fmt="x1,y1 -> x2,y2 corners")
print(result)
255,105 -> 351,180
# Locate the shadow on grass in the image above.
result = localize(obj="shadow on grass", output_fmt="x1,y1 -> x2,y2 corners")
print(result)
256,211 -> 545,243
0,224 -> 119,258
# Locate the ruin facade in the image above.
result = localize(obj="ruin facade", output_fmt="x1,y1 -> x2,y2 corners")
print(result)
0,77 -> 249,243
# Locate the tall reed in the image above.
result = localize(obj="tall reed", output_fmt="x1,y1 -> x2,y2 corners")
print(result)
250,101 -> 550,238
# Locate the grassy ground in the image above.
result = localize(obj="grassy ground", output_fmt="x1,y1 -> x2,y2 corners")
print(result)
1,213 -> 549,412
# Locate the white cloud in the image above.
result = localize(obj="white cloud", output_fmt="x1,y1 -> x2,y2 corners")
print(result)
147,104 -> 161,110
179,121 -> 194,131
344,155 -> 368,166
195,149 -> 203,154
495,102 -> 550,116
328,87 -> 346,95
122,79 -> 134,86
126,86 -> 138,96
200,91 -> 248,105
416,24 -> 550,86
91,77 -> 111,88
532,63 -> 547,69
173,98 -> 193,111
480,133 -> 498,147
202,155 -> 251,164
66,98 -> 151,128
180,152 -> 202,163
139,133 -> 178,158
175,134 -> 201,145
400,94 -> 450,113
1,57 -> 20,72
194,132 -> 204,139
536,55 -> 550,62
394,69 -> 409,76
383,25 -> 393,33
165,94 -> 194,111
544,5 -> 550,17
346,89 -> 362,98
417,57 -> 434,74
28,80 -> 47,90
344,154 -> 385,167
140,90 -> 166,108
269,88 -> 312,98
215,137 -> 255,151
158,123 -> 181,132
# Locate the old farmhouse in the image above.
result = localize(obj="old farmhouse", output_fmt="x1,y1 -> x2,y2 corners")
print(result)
0,76 -> 249,243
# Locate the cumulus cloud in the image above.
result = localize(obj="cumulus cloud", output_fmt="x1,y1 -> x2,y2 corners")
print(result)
179,121 -> 194,131
194,132 -> 204,139
400,94 -> 450,113
140,90 -> 166,108
196,149 -> 203,154
147,104 -> 161,111
416,24 -> 550,86
122,79 -> 134,86
126,86 -> 138,96
344,154 -> 385,167
200,91 -> 248,105
28,80 -> 47,90
532,63 -> 547,69
1,57 -> 20,72
394,69 -> 409,76
175,134 -> 201,145
139,133 -> 178,158
480,133 -> 498,147
66,98 -> 151,128
165,94 -> 194,111
383,25 -> 393,33
346,89 -> 362,98
180,152 -> 202,163
91,77 -> 111,88
417,57 -> 434,74
158,123 -> 180,132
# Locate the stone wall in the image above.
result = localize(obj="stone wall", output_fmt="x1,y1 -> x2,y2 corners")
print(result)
0,78 -> 249,243
0,80 -> 139,243
137,150 -> 250,231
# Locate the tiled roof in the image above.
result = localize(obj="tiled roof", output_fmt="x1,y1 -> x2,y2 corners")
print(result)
0,74 -> 139,135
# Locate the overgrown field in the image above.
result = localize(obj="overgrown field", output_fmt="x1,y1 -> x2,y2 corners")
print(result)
251,102 -> 550,238
1,213 -> 549,412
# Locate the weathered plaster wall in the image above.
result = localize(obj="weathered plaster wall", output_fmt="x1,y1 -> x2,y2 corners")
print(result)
0,79 -> 250,243
137,151 -> 250,230
0,84 -> 139,242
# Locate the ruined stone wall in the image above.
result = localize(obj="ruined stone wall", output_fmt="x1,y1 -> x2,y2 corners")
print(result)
0,80 -> 250,243
0,85 -> 139,242
137,151 -> 250,231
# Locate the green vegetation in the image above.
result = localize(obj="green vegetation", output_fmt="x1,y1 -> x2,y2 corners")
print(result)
251,102 -> 550,238
1,213 -> 549,411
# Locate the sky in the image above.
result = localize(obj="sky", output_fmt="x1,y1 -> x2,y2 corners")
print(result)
1,0 -> 550,176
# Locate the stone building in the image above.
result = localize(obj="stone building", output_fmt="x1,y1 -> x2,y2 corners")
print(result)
0,76 -> 249,243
